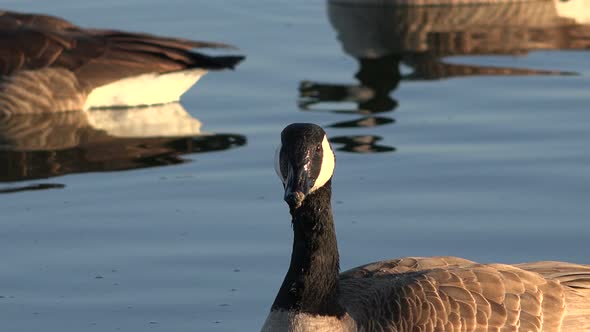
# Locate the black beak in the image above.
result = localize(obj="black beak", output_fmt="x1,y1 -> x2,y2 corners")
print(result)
284,164 -> 312,210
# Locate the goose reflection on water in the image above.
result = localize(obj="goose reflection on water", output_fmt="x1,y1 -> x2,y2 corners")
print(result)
330,135 -> 395,153
0,103 -> 246,193
301,0 -> 590,153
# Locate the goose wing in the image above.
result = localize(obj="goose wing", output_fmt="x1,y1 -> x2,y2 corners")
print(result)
516,261 -> 590,331
0,11 -> 242,88
339,256 -> 577,331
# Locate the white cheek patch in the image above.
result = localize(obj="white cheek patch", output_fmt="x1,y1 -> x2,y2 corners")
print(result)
274,144 -> 286,184
310,135 -> 335,193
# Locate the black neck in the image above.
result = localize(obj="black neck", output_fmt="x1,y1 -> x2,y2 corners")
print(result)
271,180 -> 345,317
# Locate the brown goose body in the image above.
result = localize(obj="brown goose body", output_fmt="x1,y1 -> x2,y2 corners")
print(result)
338,256 -> 590,331
263,123 -> 590,332
0,10 -> 244,114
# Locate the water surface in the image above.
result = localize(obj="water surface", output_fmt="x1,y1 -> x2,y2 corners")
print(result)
1,1 -> 589,331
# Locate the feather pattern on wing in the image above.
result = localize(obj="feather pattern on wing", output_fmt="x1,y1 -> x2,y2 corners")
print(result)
0,10 -> 241,89
0,11 -> 243,113
337,256 -> 590,332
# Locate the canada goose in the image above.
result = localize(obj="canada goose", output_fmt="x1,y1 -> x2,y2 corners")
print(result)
263,122 -> 590,331
0,10 -> 244,114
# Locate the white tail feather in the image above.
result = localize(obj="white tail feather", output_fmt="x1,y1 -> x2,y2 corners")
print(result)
84,68 -> 207,109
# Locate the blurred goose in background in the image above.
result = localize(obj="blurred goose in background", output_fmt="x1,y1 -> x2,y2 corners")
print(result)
301,0 -> 590,115
0,10 -> 244,115
299,0 -> 590,154
263,123 -> 590,331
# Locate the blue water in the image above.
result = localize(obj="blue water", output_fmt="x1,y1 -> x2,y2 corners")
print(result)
1,1 -> 589,331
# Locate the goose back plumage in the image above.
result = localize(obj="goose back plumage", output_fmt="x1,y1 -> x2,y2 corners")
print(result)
0,11 -> 244,114
339,256 -> 590,331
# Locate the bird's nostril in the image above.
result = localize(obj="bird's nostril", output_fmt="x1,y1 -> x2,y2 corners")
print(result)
285,191 -> 305,209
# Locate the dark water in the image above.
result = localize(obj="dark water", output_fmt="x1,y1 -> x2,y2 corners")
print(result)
1,1 -> 589,331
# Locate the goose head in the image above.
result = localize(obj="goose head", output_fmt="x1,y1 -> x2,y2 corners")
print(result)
275,123 -> 335,210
